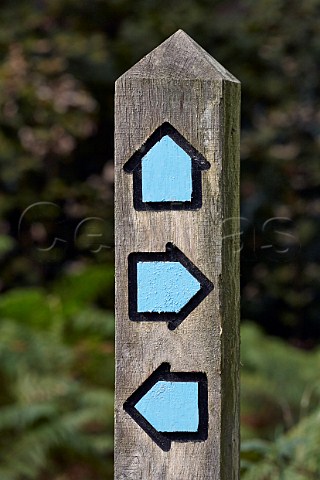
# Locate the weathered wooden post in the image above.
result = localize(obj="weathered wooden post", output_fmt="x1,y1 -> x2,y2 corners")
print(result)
114,30 -> 240,480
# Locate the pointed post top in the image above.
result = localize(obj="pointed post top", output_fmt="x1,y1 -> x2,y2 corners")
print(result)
118,29 -> 239,83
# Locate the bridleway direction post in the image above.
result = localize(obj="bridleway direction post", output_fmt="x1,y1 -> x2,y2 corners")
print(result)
114,29 -> 241,480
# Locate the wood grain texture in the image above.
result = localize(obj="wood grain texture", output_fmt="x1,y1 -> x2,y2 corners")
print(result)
114,30 -> 240,480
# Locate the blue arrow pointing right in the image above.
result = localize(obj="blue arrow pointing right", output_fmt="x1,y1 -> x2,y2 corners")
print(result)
137,261 -> 201,313
128,243 -> 214,330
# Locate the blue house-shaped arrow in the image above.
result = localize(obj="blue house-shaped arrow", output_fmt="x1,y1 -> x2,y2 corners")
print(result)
124,123 -> 210,210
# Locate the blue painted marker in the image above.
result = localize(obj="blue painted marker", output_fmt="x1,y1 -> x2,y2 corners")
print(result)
123,122 -> 211,211
141,135 -> 192,202
137,261 -> 201,314
123,363 -> 208,451
136,381 -> 199,432
128,243 -> 214,330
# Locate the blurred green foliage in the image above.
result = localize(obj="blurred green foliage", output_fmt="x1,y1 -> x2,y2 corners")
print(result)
241,324 -> 320,479
0,0 -> 320,478
0,266 -> 114,479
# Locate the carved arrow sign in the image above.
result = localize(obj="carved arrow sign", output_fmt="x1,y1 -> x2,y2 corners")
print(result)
124,122 -> 210,211
128,242 -> 214,330
123,363 -> 208,451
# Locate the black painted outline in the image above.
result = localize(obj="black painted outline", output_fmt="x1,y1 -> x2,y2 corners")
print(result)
123,363 -> 208,452
123,122 -> 211,211
128,242 -> 214,330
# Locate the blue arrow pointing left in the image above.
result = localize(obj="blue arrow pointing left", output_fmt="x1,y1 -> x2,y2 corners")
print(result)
135,381 -> 199,432
137,261 -> 201,313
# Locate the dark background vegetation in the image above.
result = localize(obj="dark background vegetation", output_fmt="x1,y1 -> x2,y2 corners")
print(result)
0,0 -> 320,478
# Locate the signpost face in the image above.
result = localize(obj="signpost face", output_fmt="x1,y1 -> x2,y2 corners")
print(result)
115,30 -> 240,480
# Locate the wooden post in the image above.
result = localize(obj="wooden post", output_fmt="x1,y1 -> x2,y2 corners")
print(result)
114,30 -> 240,480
